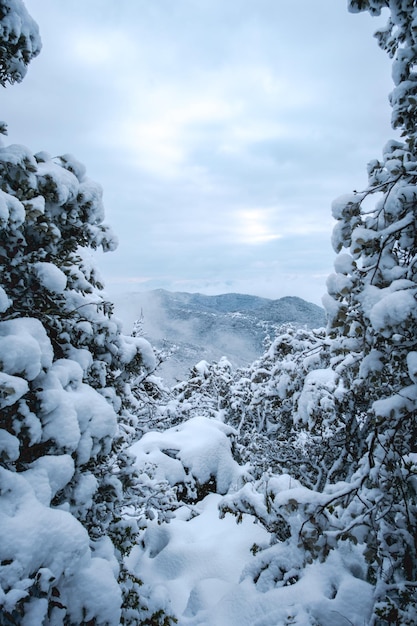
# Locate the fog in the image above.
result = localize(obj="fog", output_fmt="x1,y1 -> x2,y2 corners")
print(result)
111,289 -> 324,384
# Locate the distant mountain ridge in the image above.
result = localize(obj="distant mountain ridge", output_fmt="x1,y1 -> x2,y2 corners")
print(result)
112,289 -> 326,384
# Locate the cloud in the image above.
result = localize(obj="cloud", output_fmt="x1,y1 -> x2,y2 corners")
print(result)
234,208 -> 281,244
2,0 -> 396,306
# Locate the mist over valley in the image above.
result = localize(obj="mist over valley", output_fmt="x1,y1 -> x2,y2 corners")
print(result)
112,289 -> 326,384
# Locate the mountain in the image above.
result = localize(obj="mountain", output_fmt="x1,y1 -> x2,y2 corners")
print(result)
111,289 -> 326,384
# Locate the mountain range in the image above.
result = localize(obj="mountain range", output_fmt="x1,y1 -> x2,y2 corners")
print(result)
112,289 -> 326,384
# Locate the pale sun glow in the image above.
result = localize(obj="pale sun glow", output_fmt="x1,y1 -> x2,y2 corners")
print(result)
235,209 -> 281,244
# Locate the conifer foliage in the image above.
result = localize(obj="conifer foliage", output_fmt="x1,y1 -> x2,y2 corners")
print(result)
0,3 -> 172,624
322,1 -> 417,622
0,0 -> 41,86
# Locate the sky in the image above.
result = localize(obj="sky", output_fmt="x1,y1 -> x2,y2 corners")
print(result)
1,0 -> 394,305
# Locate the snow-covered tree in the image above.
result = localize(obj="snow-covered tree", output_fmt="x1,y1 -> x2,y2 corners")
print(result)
225,325 -> 340,487
171,356 -> 234,423
319,1 -> 417,622
0,3 -> 176,624
0,140 -> 169,625
0,0 -> 41,86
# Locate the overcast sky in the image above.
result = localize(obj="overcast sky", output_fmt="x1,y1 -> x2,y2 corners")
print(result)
2,0 -> 394,304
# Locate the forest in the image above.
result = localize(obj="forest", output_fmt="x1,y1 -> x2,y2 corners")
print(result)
0,0 -> 416,625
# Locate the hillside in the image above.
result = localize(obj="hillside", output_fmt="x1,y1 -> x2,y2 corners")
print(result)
112,290 -> 326,384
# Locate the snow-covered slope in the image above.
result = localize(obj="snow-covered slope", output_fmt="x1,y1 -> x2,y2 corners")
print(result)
112,290 -> 326,384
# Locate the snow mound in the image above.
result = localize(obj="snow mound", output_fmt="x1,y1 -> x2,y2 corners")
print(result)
131,416 -> 244,496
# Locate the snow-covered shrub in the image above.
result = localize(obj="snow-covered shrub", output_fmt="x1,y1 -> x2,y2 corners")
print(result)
171,356 -> 234,423
131,415 -> 245,505
219,474 -> 375,626
224,325 -> 346,489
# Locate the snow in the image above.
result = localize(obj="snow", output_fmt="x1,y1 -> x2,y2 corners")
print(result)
358,349 -> 384,379
0,467 -> 121,625
33,357 -> 117,460
0,429 -> 19,462
331,192 -> 365,220
37,378 -> 81,452
369,288 -> 417,335
194,360 -> 210,377
23,194 -> 45,216
50,358 -> 83,390
322,292 -> 345,326
33,261 -> 67,293
71,382 -> 117,462
333,253 -> 355,275
296,368 -> 337,427
23,454 -> 75,506
2,2 -> 412,619
119,335 -> 157,372
37,160 -> 79,205
71,471 -> 98,513
350,225 -> 376,252
0,0 -> 42,84
64,557 -> 121,625
373,384 -> 417,419
0,371 -> 28,407
129,474 -> 374,626
0,144 -> 37,174
64,345 -> 93,373
77,178 -> 104,220
0,318 -> 53,380
326,272 -> 352,297
128,493 -> 270,621
407,351 -> 417,382
0,286 -> 12,313
59,153 -> 87,182
131,416 -> 244,495
127,413 -> 376,625
0,188 -> 25,228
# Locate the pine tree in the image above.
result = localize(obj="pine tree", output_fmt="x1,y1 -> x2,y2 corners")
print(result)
0,0 -> 41,86
321,1 -> 417,622
0,3 -> 176,624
